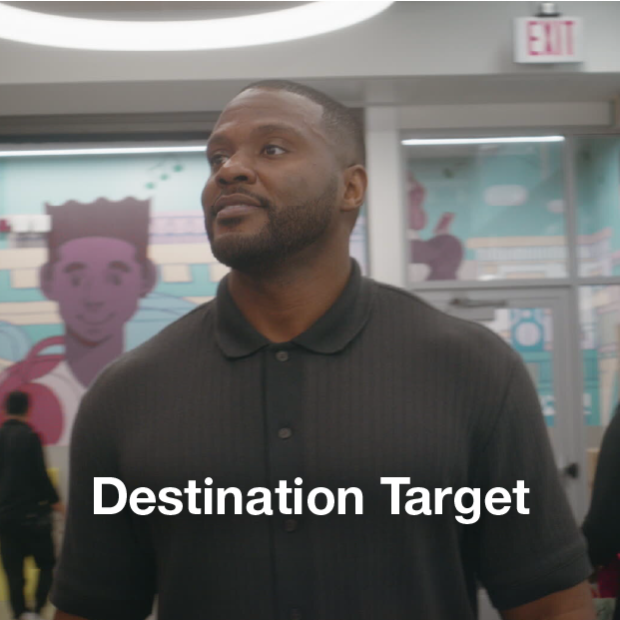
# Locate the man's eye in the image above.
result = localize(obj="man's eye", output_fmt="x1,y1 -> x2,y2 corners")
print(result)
108,273 -> 122,286
209,153 -> 228,167
70,276 -> 82,287
263,145 -> 286,156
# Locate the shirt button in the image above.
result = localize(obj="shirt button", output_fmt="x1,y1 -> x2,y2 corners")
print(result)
278,427 -> 293,440
290,608 -> 302,620
284,518 -> 298,532
275,350 -> 289,362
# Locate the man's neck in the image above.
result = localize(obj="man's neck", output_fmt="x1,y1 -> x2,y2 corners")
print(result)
227,248 -> 352,343
5,415 -> 26,422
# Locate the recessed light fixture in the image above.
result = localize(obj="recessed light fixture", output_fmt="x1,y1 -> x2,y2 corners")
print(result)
0,1 -> 394,51
0,146 -> 207,158
402,136 -> 565,146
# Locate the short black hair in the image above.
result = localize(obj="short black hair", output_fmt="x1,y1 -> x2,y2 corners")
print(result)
240,80 -> 366,167
5,391 -> 29,416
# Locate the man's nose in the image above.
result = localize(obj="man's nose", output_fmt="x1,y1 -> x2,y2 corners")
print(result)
216,154 -> 257,186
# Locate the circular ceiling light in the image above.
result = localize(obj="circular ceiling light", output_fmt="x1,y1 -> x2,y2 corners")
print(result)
0,1 -> 394,51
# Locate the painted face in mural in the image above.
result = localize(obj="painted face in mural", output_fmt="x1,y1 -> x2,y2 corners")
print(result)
202,88 -> 343,271
41,237 -> 151,346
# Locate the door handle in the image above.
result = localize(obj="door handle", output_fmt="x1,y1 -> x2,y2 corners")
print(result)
562,463 -> 579,479
450,297 -> 507,309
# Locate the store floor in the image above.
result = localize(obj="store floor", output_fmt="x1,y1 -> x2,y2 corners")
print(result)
0,603 -> 55,619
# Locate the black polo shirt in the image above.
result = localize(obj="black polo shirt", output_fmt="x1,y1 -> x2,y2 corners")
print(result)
52,260 -> 590,620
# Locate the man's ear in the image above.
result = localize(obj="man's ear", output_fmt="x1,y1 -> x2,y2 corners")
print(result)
140,259 -> 158,297
341,165 -> 368,215
39,262 -> 57,301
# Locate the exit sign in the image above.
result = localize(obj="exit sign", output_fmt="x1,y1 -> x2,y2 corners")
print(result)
514,17 -> 584,63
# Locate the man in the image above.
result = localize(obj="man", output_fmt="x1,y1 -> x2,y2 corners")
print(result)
0,198 -> 158,445
0,391 -> 62,619
52,81 -> 594,620
583,402 -> 620,619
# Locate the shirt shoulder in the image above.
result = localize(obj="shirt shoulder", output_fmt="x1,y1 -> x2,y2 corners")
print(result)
371,281 -> 520,374
95,301 -> 214,384
72,301 -> 215,433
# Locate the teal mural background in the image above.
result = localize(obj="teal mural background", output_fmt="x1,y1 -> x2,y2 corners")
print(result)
0,151 -> 368,446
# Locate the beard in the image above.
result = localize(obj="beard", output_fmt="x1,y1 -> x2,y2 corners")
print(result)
206,176 -> 339,273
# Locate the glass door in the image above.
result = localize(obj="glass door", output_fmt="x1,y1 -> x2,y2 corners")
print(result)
417,288 -> 585,516
418,288 -> 584,620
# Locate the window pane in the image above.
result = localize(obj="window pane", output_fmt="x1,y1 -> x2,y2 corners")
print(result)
484,308 -> 556,427
576,137 -> 620,276
403,140 -> 567,282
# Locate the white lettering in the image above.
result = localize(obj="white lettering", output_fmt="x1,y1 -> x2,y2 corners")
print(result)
404,487 -> 432,516
158,487 -> 183,516
434,487 -> 453,515
338,487 -> 364,515
307,487 -> 336,516
93,477 -> 127,515
485,488 -> 511,516
380,477 -> 411,515
246,488 -> 273,516
513,480 -> 530,514
217,487 -> 243,515
184,480 -> 201,515
130,487 -> 156,516
275,480 -> 292,515
454,488 -> 480,525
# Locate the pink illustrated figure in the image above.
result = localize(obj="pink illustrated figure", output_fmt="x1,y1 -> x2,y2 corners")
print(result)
0,198 -> 157,445
407,173 -> 464,281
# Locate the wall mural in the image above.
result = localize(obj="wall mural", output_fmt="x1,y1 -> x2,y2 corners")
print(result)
406,142 -> 567,282
407,173 -> 464,280
0,152 -> 368,445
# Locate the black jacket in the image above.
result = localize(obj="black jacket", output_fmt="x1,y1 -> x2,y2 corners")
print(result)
0,418 -> 59,522
583,403 -> 620,619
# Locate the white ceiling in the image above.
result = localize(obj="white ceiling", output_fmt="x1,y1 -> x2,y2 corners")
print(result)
0,2 -> 618,120
3,2 -> 309,20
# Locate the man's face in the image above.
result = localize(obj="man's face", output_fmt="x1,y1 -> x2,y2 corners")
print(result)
44,237 -> 147,346
201,88 -> 342,271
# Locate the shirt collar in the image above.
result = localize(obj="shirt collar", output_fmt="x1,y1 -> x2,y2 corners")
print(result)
214,260 -> 375,359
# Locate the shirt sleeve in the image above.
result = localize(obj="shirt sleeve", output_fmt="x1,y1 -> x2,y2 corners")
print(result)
29,431 -> 60,506
50,368 -> 156,620
582,403 -> 620,567
471,352 -> 591,611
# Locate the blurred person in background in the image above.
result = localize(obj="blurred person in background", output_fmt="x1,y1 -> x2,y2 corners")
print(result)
0,391 -> 63,620
583,402 -> 620,619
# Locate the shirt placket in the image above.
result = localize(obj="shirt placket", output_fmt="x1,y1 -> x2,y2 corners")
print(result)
263,344 -> 314,620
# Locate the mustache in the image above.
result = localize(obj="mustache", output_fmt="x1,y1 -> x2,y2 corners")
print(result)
210,188 -> 272,215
